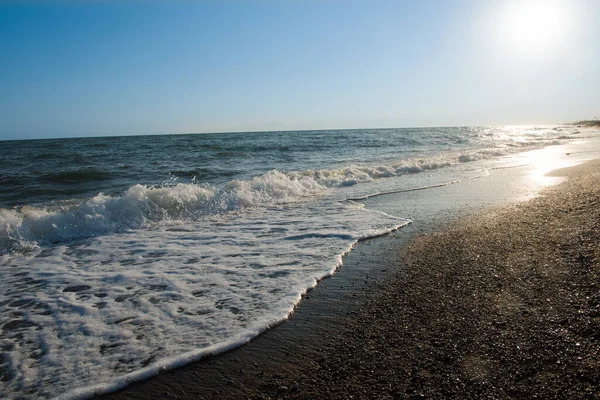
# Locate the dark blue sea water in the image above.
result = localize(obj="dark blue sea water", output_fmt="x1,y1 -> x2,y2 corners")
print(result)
0,126 -> 564,208
0,125 -> 582,398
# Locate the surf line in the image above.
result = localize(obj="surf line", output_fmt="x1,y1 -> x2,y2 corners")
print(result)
344,179 -> 463,202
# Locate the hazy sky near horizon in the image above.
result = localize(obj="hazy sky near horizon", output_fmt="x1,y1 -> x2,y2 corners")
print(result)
1,0 -> 598,140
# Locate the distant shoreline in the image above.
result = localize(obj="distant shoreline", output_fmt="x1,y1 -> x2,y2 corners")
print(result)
573,119 -> 600,127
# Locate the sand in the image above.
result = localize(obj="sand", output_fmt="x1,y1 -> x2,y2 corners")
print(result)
99,160 -> 600,399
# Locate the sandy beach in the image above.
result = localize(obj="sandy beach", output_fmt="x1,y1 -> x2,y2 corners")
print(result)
97,157 -> 600,399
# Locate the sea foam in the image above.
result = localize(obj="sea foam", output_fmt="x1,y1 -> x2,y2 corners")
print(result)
0,198 -> 408,398
0,142 -> 558,255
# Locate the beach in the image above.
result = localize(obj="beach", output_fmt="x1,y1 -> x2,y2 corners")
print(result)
2,127 -> 599,398
99,158 -> 600,399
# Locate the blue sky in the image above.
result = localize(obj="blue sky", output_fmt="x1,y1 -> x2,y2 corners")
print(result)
1,0 -> 598,140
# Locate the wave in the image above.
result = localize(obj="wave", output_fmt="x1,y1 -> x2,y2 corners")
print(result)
345,180 -> 464,201
0,172 -> 324,253
458,149 -> 507,162
53,216 -> 410,400
0,140 -> 564,254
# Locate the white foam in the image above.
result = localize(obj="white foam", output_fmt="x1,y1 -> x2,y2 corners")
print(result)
0,138 -> 562,256
0,197 -> 408,398
0,172 -> 327,254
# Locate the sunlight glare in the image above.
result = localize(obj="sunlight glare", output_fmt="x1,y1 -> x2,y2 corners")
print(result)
496,0 -> 572,58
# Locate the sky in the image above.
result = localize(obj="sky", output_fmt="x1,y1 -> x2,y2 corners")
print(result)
0,0 -> 598,140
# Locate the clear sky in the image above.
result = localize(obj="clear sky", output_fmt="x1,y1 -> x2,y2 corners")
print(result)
1,0 -> 598,140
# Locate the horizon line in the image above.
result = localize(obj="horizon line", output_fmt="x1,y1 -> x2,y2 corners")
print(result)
0,121 -> 581,142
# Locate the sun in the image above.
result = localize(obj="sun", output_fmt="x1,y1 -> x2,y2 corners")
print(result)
496,0 -> 571,58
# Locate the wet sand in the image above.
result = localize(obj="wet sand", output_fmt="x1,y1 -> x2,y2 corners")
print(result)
99,160 -> 600,399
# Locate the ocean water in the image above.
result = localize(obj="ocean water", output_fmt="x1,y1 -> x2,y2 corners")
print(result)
0,126 -> 584,398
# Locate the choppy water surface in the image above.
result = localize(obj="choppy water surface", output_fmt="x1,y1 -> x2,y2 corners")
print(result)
0,125 -> 584,398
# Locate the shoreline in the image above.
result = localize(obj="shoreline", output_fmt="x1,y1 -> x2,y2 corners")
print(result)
99,158 -> 600,399
97,223 -> 423,399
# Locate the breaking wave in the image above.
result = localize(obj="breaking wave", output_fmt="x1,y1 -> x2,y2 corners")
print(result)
0,142 -> 561,254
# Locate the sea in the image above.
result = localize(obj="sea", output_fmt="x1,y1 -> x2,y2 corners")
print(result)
0,125 -> 587,398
